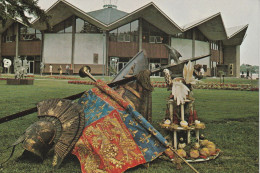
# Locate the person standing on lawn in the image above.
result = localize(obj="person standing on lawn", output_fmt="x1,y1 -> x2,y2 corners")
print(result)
58,65 -> 62,76
49,64 -> 53,76
66,64 -> 70,75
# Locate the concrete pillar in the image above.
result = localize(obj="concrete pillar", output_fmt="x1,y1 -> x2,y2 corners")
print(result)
139,19 -> 142,51
102,30 -> 106,77
15,23 -> 19,58
192,29 -> 195,59
236,45 -> 240,77
168,35 -> 171,64
71,15 -> 76,72
105,30 -> 109,75
40,31 -> 44,63
219,41 -> 223,64
209,42 -> 211,73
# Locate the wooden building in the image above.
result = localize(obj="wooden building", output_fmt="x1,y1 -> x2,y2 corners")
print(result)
0,0 -> 248,77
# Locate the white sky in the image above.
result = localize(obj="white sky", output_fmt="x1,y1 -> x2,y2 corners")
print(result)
38,0 -> 260,66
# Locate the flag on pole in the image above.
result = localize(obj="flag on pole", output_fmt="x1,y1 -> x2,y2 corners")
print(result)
72,80 -> 169,173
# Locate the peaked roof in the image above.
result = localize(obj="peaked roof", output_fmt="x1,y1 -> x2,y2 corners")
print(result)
226,25 -> 248,38
32,0 -> 107,30
182,13 -> 228,40
107,2 -> 183,35
0,18 -> 28,33
87,7 -> 128,25
0,0 -> 248,46
223,24 -> 248,46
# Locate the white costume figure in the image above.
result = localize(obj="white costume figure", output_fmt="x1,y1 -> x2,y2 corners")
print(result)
40,62 -> 45,76
163,61 -> 196,106
3,59 -> 12,73
49,65 -> 53,75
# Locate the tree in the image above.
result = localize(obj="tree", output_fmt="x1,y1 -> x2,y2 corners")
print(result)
0,0 -> 49,27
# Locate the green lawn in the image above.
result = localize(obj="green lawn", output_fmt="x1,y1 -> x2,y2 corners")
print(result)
0,77 -> 259,173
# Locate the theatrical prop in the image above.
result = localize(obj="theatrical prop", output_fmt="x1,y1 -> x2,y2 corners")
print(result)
1,50 -> 211,173
3,58 -> 12,74
161,61 -> 220,163
6,56 -> 33,85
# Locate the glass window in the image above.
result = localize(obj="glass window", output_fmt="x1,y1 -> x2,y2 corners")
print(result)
76,17 -> 102,33
118,23 -> 130,34
149,36 -> 156,43
142,20 -> 168,44
20,26 -> 37,41
109,29 -> 117,41
130,20 -> 138,32
76,18 -> 84,33
64,17 -> 73,33
35,29 -> 42,40
130,20 -> 138,42
156,36 -> 162,43
118,23 -> 130,42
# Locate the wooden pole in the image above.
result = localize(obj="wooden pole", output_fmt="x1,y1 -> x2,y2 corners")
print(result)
181,104 -> 184,121
187,130 -> 191,144
196,129 -> 200,144
174,130 -> 177,149
168,100 -> 174,122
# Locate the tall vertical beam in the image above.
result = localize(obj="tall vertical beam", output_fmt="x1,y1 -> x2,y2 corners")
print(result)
102,30 -> 106,77
219,41 -> 223,64
168,35 -> 171,64
235,45 -> 240,77
71,15 -> 76,72
40,31 -> 45,63
106,30 -> 109,75
192,29 -> 195,59
138,18 -> 142,51
15,23 -> 19,58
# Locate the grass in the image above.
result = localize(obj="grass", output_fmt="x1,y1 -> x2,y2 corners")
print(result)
0,76 -> 259,173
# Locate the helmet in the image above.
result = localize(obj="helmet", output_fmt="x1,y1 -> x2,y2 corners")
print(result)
21,120 -> 56,159
6,99 -> 85,169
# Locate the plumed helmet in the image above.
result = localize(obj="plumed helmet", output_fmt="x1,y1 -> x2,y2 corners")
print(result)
7,99 -> 85,169
20,120 -> 56,159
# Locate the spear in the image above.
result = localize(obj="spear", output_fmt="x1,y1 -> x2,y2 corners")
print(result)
0,54 -> 210,124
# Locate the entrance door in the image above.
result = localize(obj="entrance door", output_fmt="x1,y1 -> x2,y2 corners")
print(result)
28,61 -> 34,74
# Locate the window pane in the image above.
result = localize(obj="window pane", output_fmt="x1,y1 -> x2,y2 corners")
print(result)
130,20 -> 138,32
118,23 -> 130,34
76,18 -> 84,33
156,36 -> 162,43
64,17 -> 73,33
76,17 -> 102,33
149,36 -> 155,43
109,29 -> 117,41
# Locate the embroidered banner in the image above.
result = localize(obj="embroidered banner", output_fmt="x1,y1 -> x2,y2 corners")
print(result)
73,80 -> 169,172
73,110 -> 145,173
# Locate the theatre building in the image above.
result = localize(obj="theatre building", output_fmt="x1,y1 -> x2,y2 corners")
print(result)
0,0 -> 248,77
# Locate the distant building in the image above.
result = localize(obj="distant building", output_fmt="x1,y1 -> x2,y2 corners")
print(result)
0,0 -> 248,77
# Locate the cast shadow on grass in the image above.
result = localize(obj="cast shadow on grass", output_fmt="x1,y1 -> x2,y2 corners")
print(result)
15,150 -> 43,164
15,149 -> 79,165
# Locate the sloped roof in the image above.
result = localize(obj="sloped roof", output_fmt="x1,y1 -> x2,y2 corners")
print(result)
182,13 -> 221,30
107,2 -> 183,35
226,25 -> 248,38
87,7 -> 128,25
32,0 -> 107,30
182,13 -> 228,40
0,18 -> 28,33
1,0 -> 248,46
223,24 -> 248,45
